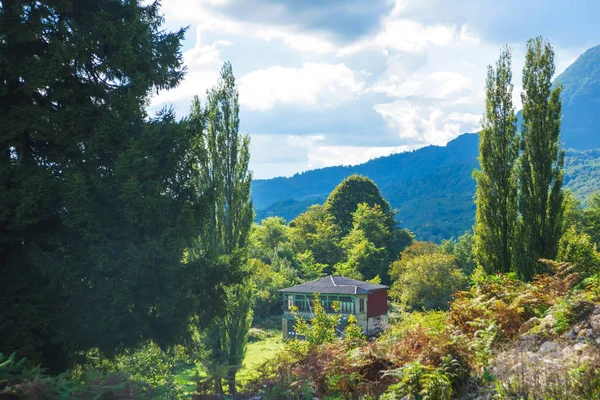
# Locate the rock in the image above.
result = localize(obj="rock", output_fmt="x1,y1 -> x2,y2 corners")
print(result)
539,341 -> 556,354
590,314 -> 600,332
539,314 -> 556,332
578,328 -> 593,338
565,330 -> 577,339
519,317 -> 540,334
573,342 -> 587,353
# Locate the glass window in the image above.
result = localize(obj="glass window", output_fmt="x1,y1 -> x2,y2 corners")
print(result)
325,296 -> 338,312
359,298 -> 365,313
286,294 -> 294,311
294,294 -> 307,311
339,296 -> 354,314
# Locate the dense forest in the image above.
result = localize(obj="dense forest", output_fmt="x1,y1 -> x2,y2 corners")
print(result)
1,2 -> 600,400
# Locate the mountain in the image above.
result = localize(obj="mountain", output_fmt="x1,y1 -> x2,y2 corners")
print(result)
252,45 -> 600,241
554,45 -> 600,150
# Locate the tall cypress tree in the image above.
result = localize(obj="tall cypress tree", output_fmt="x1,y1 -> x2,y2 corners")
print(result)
518,37 -> 565,280
473,46 -> 519,274
190,62 -> 253,396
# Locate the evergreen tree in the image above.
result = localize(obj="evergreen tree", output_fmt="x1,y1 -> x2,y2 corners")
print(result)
518,37 -> 565,280
0,0 -> 226,372
190,62 -> 253,395
473,46 -> 519,274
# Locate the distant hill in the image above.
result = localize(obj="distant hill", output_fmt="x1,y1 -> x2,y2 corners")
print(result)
252,45 -> 600,242
554,45 -> 600,150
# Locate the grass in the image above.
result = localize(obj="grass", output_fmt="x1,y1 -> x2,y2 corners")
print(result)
238,332 -> 282,382
174,328 -> 283,394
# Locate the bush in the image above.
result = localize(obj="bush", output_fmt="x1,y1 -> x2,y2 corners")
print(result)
382,362 -> 452,400
558,226 -> 600,279
390,249 -> 466,311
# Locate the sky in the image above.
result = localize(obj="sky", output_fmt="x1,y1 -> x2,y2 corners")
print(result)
149,0 -> 600,179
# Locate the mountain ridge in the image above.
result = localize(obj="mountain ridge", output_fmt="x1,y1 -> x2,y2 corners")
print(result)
252,45 -> 600,241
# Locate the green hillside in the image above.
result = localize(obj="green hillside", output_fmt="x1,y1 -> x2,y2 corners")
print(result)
252,45 -> 600,241
253,134 -> 600,242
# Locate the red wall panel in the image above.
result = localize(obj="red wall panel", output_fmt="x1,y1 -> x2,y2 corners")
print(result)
367,290 -> 388,318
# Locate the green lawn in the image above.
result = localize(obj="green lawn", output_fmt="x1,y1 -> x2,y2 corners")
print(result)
174,329 -> 283,394
237,333 -> 282,382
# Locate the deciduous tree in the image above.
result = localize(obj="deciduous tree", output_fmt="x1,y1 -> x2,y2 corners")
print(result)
518,37 -> 565,280
473,46 -> 519,274
190,62 -> 253,395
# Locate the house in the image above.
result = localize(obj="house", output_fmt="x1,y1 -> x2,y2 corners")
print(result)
279,275 -> 389,339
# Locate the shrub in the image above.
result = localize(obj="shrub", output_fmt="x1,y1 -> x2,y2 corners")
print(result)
382,362 -> 452,400
390,251 -> 466,311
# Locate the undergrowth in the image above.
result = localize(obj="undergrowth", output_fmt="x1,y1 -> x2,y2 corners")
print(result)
244,261 -> 600,399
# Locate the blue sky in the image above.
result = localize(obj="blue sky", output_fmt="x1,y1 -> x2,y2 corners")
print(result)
149,0 -> 600,179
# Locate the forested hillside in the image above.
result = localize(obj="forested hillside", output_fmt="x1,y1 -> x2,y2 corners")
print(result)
253,45 -> 600,242
255,134 -> 600,241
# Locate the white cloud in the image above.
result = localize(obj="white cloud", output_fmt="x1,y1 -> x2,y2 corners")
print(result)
149,28 -> 229,111
152,1 -> 591,178
161,0 -> 339,56
374,101 -> 480,145
305,144 -> 423,170
239,63 -> 365,111
249,133 -> 424,178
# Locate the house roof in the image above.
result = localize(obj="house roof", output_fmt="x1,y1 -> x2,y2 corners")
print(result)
279,275 -> 389,295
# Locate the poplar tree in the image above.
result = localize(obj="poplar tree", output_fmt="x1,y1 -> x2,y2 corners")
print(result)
473,46 -> 519,274
190,62 -> 253,396
518,37 -> 565,280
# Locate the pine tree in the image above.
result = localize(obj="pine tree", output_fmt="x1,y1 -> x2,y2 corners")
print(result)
0,0 -> 227,372
190,62 -> 253,396
473,46 -> 519,274
518,37 -> 565,280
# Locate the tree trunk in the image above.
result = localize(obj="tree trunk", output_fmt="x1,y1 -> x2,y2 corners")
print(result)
214,377 -> 223,397
227,369 -> 237,397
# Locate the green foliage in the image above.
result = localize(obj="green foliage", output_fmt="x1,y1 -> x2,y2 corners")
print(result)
324,175 -> 395,235
390,243 -> 466,311
250,257 -> 297,322
110,342 -> 186,398
0,0 -> 233,373
557,226 -> 600,279
292,295 -> 341,346
343,315 -> 366,347
382,311 -> 449,341
473,46 -> 519,275
201,282 -> 254,395
290,204 -> 343,269
335,229 -> 385,281
189,61 -> 254,395
251,217 -> 291,254
0,352 -> 168,399
441,233 -> 476,276
382,362 -> 452,400
335,203 -> 406,282
517,36 -> 565,280
296,250 -> 328,281
583,191 -> 600,244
